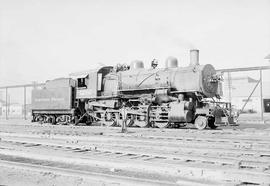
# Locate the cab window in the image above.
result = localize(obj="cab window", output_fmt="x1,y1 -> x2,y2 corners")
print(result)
78,78 -> 87,88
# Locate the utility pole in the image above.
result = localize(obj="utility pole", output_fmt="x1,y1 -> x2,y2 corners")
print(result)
5,88 -> 8,120
24,86 -> 27,120
228,72 -> 232,103
259,70 -> 264,122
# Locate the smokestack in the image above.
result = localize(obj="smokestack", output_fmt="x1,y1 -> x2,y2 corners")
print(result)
190,49 -> 199,66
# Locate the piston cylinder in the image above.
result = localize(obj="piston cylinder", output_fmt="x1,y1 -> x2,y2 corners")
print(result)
168,101 -> 195,123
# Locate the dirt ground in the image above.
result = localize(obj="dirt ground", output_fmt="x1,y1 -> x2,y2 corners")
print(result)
0,119 -> 269,186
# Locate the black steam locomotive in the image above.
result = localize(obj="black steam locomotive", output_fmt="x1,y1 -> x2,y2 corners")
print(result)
32,50 -> 235,129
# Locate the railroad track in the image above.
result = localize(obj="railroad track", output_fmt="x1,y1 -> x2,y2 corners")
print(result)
2,122 -> 270,140
0,157 -> 180,186
0,139 -> 216,186
3,125 -> 270,151
0,129 -> 270,185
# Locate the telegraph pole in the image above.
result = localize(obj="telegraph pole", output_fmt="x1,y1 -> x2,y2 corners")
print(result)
24,86 -> 27,120
5,88 -> 8,120
259,70 -> 264,122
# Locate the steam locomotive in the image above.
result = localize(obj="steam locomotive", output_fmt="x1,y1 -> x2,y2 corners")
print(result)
32,50 -> 235,129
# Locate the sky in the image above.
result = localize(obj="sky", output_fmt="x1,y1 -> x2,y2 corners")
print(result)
0,0 -> 270,86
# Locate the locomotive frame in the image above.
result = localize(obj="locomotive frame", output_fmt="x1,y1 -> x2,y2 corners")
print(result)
32,50 -> 236,130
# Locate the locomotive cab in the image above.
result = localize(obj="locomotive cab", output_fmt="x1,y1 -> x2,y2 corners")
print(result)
70,66 -> 113,99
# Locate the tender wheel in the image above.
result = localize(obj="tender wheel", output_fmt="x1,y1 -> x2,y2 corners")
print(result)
36,115 -> 45,124
56,115 -> 70,125
47,115 -> 56,124
194,116 -> 208,130
208,117 -> 218,129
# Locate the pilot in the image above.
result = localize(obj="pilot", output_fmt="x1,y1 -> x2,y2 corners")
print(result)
151,59 -> 158,69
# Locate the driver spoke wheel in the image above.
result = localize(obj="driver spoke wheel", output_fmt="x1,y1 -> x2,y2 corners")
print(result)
126,115 -> 135,127
103,112 -> 116,127
195,116 -> 208,130
125,119 -> 134,127
134,115 -> 148,128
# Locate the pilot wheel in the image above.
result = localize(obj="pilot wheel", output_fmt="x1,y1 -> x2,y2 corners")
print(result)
194,116 -> 208,130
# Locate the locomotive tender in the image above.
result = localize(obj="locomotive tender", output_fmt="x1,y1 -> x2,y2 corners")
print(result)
32,50 -> 234,129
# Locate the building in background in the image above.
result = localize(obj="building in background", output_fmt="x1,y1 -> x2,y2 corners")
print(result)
222,76 -> 270,113
1,103 -> 23,117
265,53 -> 270,62
0,99 -> 5,116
